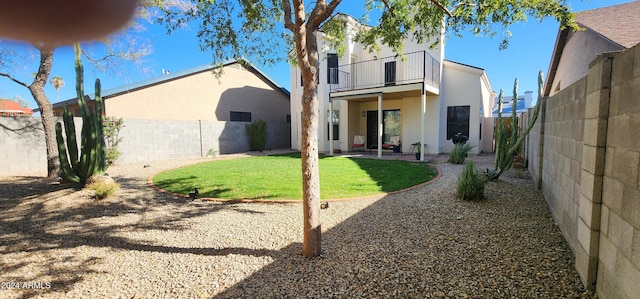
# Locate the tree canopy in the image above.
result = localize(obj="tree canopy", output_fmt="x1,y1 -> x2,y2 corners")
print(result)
159,0 -> 578,67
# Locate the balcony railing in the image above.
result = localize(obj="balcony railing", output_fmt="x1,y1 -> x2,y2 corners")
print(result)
328,50 -> 440,93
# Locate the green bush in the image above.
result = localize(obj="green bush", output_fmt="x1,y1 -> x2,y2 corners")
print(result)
245,119 -> 268,152
457,160 -> 486,201
448,143 -> 475,164
103,117 -> 124,165
86,180 -> 120,200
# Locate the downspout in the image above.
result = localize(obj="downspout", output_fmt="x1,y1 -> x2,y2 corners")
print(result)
421,82 -> 426,161
378,94 -> 383,159
421,50 -> 426,161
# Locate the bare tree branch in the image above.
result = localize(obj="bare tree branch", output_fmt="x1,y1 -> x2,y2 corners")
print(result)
282,0 -> 295,31
431,0 -> 453,17
0,72 -> 29,88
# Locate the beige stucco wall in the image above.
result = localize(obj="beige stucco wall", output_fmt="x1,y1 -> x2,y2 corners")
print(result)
104,64 -> 290,123
439,61 -> 491,154
549,28 -> 625,97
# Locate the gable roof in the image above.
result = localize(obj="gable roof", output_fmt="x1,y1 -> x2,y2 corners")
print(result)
576,1 -> 640,49
544,1 -> 640,96
0,99 -> 33,114
46,59 -> 289,110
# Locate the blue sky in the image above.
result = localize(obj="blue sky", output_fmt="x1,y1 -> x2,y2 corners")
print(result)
0,0 -> 635,110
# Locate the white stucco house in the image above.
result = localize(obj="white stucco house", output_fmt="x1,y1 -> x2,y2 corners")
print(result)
289,14 -> 495,160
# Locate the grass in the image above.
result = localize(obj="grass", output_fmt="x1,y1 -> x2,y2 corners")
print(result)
152,152 -> 438,200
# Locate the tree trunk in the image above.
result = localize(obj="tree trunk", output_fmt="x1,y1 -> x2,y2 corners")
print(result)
300,79 -> 321,253
284,0 -> 342,258
28,46 -> 59,178
294,10 -> 322,257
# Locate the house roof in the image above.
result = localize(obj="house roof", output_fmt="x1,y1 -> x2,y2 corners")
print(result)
46,59 -> 289,110
491,100 -> 528,117
0,99 -> 33,114
576,1 -> 640,49
544,1 -> 640,96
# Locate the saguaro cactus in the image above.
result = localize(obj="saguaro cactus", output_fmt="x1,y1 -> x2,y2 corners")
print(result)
487,71 -> 544,180
55,43 -> 107,183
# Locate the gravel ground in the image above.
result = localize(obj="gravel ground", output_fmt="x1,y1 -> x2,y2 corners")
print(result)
0,152 -> 592,298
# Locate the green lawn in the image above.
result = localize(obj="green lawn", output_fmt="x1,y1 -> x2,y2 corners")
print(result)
152,153 -> 438,200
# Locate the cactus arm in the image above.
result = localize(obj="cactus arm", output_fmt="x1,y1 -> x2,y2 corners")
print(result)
85,116 -> 99,177
55,123 -> 81,183
94,79 -> 107,173
505,71 -> 544,159
511,78 -> 518,151
73,43 -> 90,118
494,89 -> 504,170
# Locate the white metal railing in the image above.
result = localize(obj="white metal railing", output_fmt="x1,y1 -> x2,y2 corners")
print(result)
329,50 -> 440,92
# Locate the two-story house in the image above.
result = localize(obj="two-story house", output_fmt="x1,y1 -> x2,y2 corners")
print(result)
289,14 -> 495,160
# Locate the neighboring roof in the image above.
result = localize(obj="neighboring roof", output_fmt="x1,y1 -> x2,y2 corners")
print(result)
492,100 -> 528,117
576,1 -> 640,49
47,59 -> 289,110
0,100 -> 33,114
544,1 -> 640,96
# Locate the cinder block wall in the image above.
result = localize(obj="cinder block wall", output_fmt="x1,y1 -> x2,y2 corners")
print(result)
1,118 -> 291,176
540,76 -> 586,253
526,99 -> 545,190
597,46 -> 640,299
528,44 -> 640,297
117,119 -> 204,164
0,117 -> 48,176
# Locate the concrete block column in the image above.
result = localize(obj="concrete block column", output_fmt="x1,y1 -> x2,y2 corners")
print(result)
577,53 -> 615,289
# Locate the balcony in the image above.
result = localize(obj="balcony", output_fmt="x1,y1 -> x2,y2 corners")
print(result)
328,50 -> 440,95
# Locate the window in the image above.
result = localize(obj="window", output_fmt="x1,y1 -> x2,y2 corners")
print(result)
446,105 -> 470,140
286,114 -> 291,123
384,61 -> 396,86
327,110 -> 339,140
327,53 -> 339,84
383,110 -> 401,143
230,111 -> 251,122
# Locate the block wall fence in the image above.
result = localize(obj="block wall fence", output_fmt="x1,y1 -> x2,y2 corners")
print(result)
526,44 -> 640,298
0,118 -> 290,176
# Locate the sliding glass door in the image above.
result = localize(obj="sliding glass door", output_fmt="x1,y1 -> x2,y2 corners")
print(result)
366,109 -> 401,148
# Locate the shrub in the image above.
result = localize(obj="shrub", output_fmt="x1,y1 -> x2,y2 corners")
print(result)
104,117 -> 124,165
448,143 -> 475,164
86,180 -> 120,200
245,119 -> 268,152
457,160 -> 486,201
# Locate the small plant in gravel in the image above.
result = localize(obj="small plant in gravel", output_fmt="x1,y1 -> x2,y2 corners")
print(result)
86,180 -> 120,200
448,143 -> 475,164
457,160 -> 486,201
